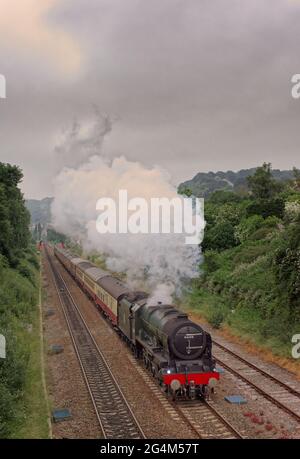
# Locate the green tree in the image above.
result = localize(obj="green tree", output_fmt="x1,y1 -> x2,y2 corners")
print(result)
246,197 -> 285,219
247,163 -> 281,199
273,215 -> 300,308
234,215 -> 264,243
209,189 -> 242,204
46,228 -> 67,244
215,202 -> 244,226
178,186 -> 193,197
202,221 -> 237,251
0,163 -> 30,266
292,167 -> 300,191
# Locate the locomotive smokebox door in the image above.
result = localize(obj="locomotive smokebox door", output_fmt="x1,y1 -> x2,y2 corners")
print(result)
168,324 -> 207,360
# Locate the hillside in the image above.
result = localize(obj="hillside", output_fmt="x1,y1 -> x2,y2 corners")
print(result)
178,168 -> 293,198
25,168 -> 294,227
25,197 -> 53,227
185,163 -> 300,358
0,162 -> 49,438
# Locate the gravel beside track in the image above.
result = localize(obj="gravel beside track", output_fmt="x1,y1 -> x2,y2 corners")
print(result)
42,254 -> 102,439
46,247 -> 145,439
44,248 -> 198,438
214,344 -> 300,421
44,247 -> 300,438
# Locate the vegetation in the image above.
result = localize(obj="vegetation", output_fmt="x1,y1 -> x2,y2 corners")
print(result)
46,227 -> 67,244
25,197 -> 53,227
185,163 -> 300,358
178,166 -> 294,198
0,163 -> 30,266
0,162 -> 49,438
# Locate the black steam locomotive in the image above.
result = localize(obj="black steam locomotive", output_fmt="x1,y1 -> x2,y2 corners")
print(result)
54,245 -> 219,399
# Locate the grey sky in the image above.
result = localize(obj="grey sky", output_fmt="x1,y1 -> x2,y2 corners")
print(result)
0,0 -> 300,198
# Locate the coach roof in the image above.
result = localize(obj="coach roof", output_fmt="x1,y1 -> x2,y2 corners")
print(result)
71,257 -> 87,265
85,267 -> 109,282
97,276 -> 130,300
77,261 -> 95,270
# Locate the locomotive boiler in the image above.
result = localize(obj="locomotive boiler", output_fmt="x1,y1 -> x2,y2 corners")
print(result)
136,302 -> 207,360
119,297 -> 218,399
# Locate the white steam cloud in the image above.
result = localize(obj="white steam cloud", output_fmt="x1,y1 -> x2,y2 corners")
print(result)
54,109 -> 112,171
51,114 -> 202,303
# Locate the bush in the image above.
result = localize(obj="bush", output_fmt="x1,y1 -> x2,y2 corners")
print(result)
189,167 -> 300,357
207,309 -> 225,329
202,250 -> 219,274
215,203 -> 245,226
203,221 -> 237,251
0,163 -> 31,266
209,190 -> 242,204
246,197 -> 285,219
0,383 -> 17,437
249,227 -> 273,241
17,260 -> 36,285
248,216 -> 280,241
24,249 -> 39,270
273,215 -> 300,306
235,215 -> 264,243
0,262 -> 37,438
263,215 -> 281,227
285,201 -> 300,221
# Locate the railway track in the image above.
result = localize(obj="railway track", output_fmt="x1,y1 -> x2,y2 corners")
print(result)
45,247 -> 145,439
213,340 -> 300,423
46,243 -> 299,437
46,245 -> 251,439
177,399 -> 244,439
127,354 -> 244,439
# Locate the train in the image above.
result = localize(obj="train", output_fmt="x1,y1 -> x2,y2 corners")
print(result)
53,244 -> 220,400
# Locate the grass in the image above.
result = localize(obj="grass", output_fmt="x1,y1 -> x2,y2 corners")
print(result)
184,285 -> 300,364
6,254 -> 50,439
180,289 -> 300,379
10,318 -> 50,438
182,225 -> 300,360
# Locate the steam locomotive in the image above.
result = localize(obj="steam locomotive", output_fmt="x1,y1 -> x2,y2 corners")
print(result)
53,245 -> 219,399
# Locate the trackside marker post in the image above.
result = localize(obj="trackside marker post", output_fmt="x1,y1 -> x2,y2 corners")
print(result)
0,334 -> 6,359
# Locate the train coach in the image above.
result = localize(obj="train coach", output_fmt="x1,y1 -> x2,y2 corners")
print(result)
53,244 -> 220,400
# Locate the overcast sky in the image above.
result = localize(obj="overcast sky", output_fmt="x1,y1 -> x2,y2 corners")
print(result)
1,0 -> 300,198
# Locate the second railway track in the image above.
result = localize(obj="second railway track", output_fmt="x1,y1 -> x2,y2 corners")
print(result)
47,245 -> 245,439
178,399 -> 244,439
45,247 -> 145,439
213,340 -> 300,423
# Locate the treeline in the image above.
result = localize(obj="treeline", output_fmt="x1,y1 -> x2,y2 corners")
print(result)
0,163 -> 31,265
45,227 -> 67,244
186,163 -> 300,356
0,163 -> 43,437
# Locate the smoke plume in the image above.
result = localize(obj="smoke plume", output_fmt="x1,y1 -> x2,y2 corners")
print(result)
51,113 -> 202,303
